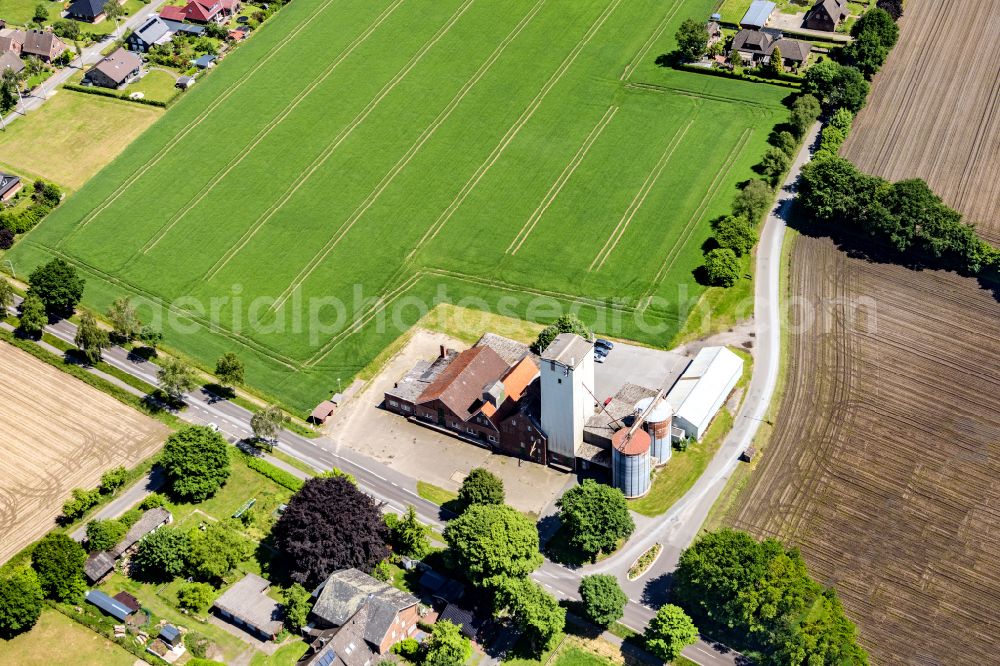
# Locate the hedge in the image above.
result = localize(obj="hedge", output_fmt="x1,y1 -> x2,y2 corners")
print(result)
237,451 -> 304,492
677,64 -> 802,88
64,84 -> 169,108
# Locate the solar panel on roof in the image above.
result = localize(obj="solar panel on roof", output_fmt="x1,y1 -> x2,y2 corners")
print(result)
317,650 -> 336,666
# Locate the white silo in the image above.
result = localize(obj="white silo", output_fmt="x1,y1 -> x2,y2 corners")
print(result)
635,396 -> 673,464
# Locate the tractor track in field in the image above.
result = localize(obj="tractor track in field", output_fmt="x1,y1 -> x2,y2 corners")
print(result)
58,0 -> 346,245
266,0 -> 550,312
639,126 -> 753,308
507,105 -> 619,255
619,0 -> 682,81
408,0 -> 625,260
130,0 -> 408,259
206,0 -> 478,286
589,119 -> 693,272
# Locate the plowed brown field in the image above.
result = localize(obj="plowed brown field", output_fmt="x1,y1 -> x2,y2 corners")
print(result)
841,0 -> 1000,242
726,235 -> 1000,664
0,342 -> 168,564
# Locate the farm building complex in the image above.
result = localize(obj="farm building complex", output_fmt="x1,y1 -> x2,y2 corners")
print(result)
385,333 -> 742,497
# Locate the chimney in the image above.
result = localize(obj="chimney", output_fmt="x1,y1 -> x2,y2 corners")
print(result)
439,344 -> 446,358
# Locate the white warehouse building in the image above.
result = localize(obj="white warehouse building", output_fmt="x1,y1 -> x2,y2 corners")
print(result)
666,346 -> 744,440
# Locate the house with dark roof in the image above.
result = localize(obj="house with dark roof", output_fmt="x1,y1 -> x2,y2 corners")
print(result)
0,172 -> 22,202
126,16 -> 172,52
0,50 -> 24,77
67,0 -> 106,23
84,48 -> 142,88
303,568 -> 420,665
213,573 -> 284,640
162,18 -> 207,35
730,29 -> 811,69
804,0 -> 847,32
21,30 -> 68,62
438,604 -> 483,640
84,508 -> 172,583
0,28 -> 26,55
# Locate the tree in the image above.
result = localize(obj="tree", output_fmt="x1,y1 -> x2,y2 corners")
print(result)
103,0 -> 124,19
843,28 -> 890,79
556,480 -> 634,560
32,3 -> 48,23
61,487 -> 100,521
818,124 -> 846,154
530,313 -> 592,354
674,18 -> 707,62
138,325 -> 163,350
714,215 -> 758,257
578,574 -> 627,627
161,425 -> 231,501
443,504 -> 542,588
704,248 -> 741,287
456,467 -> 504,510
177,582 -> 216,613
31,534 -> 86,602
273,476 -> 389,587
27,258 -> 84,319
789,94 -> 821,139
425,619 -> 472,666
875,0 -> 903,20
187,521 -> 253,582
0,569 -> 44,638
385,505 -> 430,559
134,526 -> 190,579
495,577 -> 565,653
74,312 -> 110,364
645,604 -> 699,661
52,18 -> 81,40
0,228 -> 14,250
99,465 -> 128,494
851,7 -> 899,48
157,357 -> 198,400
759,147 -> 791,187
774,130 -> 797,158
17,291 -> 47,338
139,492 -> 168,510
803,61 -> 869,112
106,297 -> 141,342
0,278 -> 14,313
765,46 -> 783,77
214,352 -> 244,387
281,583 -> 312,632
250,405 -> 286,444
85,519 -> 127,552
732,179 -> 773,223
0,70 -> 19,116
829,107 -> 854,134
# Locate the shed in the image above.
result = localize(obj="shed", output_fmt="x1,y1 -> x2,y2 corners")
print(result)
0,171 -> 22,202
159,624 -> 182,647
113,591 -> 141,613
740,0 -> 776,28
666,347 -> 744,440
309,400 -> 336,424
84,551 -> 116,583
438,604 -> 481,639
176,75 -> 196,89
86,590 -> 132,621
212,573 -> 283,640
111,507 -> 171,557
193,54 -> 216,68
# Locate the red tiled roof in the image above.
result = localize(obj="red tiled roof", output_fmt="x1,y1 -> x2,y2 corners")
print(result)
183,0 -> 221,22
481,356 -> 538,419
159,5 -> 186,20
416,346 -> 509,421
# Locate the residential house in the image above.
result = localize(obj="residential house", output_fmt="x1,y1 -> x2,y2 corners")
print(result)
739,0 -> 776,29
384,334 -> 549,464
126,16 -> 172,52
84,47 -> 142,88
730,29 -> 811,69
182,0 -> 224,24
66,0 -> 106,23
0,51 -> 25,76
212,573 -> 284,640
159,5 -> 187,22
21,30 -> 68,63
0,173 -> 21,202
804,0 -> 847,32
0,28 -> 25,55
301,568 -> 420,665
84,508 -> 172,583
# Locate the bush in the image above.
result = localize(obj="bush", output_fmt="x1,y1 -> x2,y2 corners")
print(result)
238,452 -> 303,492
138,492 -> 167,510
818,125 -> 846,154
391,637 -> 420,661
62,487 -> 101,521
99,466 -> 128,494
704,248 -> 741,287
177,582 -> 215,613
85,519 -> 127,552
52,19 -> 81,40
829,107 -> 854,134
0,228 -> 13,249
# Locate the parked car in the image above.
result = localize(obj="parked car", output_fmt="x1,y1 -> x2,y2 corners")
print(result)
595,338 -> 614,350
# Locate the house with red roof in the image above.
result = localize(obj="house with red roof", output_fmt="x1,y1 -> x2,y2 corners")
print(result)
178,0 -> 240,23
158,5 -> 187,21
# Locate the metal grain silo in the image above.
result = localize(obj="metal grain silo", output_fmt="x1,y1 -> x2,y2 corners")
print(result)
635,397 -> 673,464
612,428 -> 651,498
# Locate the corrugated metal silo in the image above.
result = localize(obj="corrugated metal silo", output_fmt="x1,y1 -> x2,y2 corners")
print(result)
611,428 -> 651,498
635,397 -> 673,464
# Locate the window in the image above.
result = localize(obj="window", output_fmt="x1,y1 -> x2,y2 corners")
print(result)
488,435 -> 497,443
388,400 -> 398,408
558,378 -> 562,384
402,404 -> 411,412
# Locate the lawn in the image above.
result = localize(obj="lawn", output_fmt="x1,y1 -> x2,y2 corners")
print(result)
126,69 -> 181,104
628,408 -> 734,517
8,0 -> 788,415
0,0 -> 144,34
0,89 -> 162,190
0,609 -> 135,666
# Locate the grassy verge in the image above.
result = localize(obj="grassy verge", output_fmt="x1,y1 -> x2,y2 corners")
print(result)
268,448 -> 319,476
628,409 -> 734,518
670,252 -> 754,347
40,332 -> 158,395
703,228 -> 797,532
416,481 -> 458,507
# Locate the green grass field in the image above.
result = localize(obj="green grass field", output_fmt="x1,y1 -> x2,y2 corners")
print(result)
0,610 -> 135,666
8,0 -> 788,413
